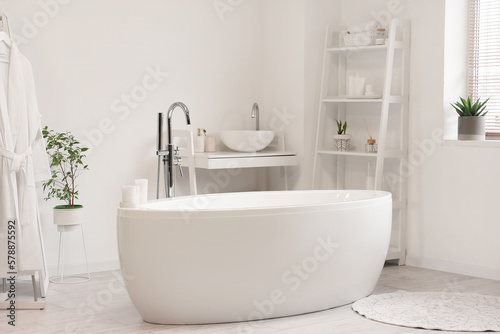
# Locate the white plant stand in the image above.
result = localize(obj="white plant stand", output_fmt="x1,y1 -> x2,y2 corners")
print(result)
312,19 -> 411,265
49,224 -> 90,284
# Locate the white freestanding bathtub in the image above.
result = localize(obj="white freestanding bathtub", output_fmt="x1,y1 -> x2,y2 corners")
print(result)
117,190 -> 392,325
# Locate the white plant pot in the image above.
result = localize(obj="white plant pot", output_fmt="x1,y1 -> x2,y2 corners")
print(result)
458,116 -> 485,140
53,206 -> 84,226
333,134 -> 352,151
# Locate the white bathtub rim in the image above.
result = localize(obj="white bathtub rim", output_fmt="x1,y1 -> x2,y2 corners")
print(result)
118,190 -> 391,220
146,189 -> 390,208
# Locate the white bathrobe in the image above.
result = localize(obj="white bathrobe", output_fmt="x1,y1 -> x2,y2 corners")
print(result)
0,41 -> 50,276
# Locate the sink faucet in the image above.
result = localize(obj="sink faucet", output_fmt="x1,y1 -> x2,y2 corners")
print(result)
156,102 -> 191,199
251,102 -> 259,131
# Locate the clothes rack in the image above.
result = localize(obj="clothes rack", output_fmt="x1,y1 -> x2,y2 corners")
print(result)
0,4 -> 48,310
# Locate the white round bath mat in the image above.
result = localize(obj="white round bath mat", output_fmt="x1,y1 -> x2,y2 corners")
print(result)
352,291 -> 500,332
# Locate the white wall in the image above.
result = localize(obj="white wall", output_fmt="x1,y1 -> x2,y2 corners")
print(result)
304,1 -> 342,190
4,0 -> 305,274
258,0 -> 305,190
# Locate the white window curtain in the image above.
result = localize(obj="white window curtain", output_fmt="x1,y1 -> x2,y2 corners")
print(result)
468,0 -> 500,137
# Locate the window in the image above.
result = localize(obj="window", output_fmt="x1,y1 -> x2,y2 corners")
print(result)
468,0 -> 500,137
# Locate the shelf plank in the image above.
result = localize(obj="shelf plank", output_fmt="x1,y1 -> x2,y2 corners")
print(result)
322,97 -> 383,103
322,96 -> 405,104
318,148 -> 402,158
317,149 -> 378,157
326,45 -> 387,52
326,41 -> 402,53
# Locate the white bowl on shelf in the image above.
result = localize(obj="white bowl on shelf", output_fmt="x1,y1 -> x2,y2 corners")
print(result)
219,130 -> 274,152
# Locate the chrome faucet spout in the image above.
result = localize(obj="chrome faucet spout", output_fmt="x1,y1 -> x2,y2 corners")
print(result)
167,102 -> 191,148
251,102 -> 259,131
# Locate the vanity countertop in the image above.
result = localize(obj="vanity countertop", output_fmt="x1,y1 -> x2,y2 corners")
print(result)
192,151 -> 298,169
194,151 -> 296,158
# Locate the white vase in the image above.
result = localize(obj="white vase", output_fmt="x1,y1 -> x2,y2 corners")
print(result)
53,205 -> 84,226
333,134 -> 352,151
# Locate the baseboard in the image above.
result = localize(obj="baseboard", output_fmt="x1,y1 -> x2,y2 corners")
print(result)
47,260 -> 120,277
406,256 -> 500,281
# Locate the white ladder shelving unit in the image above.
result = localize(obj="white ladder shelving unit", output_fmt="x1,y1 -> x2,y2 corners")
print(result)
312,19 -> 411,265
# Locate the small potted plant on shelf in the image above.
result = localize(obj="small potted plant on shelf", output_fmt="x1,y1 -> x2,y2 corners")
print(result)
42,126 -> 89,226
450,96 -> 489,140
334,120 -> 352,151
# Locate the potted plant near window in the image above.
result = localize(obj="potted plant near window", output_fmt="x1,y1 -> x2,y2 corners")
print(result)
42,126 -> 89,226
451,96 -> 489,140
334,119 -> 351,151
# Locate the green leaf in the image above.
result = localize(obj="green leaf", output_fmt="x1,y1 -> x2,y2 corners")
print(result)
451,96 -> 489,117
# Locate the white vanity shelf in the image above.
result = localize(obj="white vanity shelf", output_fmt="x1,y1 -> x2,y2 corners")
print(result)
193,151 -> 297,169
172,130 -> 297,195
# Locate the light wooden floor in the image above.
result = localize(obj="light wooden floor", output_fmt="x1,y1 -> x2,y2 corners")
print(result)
1,264 -> 499,333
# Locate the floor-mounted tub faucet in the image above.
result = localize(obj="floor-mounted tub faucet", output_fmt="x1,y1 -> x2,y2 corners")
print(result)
156,102 -> 191,199
251,102 -> 260,131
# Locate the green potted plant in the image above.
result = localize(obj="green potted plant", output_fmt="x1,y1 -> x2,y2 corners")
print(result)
42,126 -> 89,226
450,96 -> 489,140
333,120 -> 352,151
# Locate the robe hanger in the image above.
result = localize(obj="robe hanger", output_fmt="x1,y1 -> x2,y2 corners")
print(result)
0,3 -> 12,49
0,4 -> 12,65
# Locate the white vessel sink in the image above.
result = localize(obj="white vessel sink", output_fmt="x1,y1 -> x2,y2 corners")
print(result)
219,130 -> 275,152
